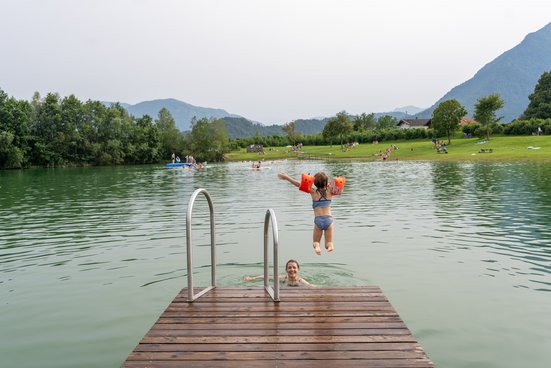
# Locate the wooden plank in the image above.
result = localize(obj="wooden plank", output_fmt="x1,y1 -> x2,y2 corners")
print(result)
160,311 -> 399,318
126,350 -> 428,360
122,286 -> 434,367
139,335 -> 419,344
124,360 -> 434,368
133,342 -> 422,352
150,322 -> 407,330
156,316 -> 402,324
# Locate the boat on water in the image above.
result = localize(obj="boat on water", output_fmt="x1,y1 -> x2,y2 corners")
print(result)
165,162 -> 192,168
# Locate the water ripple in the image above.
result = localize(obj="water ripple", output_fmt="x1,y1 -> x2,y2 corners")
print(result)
2,161 -> 551,368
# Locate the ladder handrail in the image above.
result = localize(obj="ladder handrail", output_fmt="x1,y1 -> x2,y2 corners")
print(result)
263,208 -> 280,302
186,188 -> 216,302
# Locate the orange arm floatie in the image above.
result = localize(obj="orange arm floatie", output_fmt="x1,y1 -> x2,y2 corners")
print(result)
331,177 -> 346,195
298,173 -> 314,193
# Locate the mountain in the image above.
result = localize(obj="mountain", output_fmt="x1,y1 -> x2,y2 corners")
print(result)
222,117 -> 284,138
221,117 -> 331,139
104,24 -> 551,136
418,22 -> 551,122
392,105 -> 425,115
221,112 -> 415,139
109,98 -> 242,132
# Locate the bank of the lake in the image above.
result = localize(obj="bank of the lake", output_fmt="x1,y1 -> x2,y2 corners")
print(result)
226,135 -> 550,162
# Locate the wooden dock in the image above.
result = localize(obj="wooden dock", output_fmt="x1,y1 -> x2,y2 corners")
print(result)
123,286 -> 434,367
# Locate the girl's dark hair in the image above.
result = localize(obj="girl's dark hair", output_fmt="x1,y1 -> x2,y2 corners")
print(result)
286,259 -> 300,269
314,172 -> 328,199
314,172 -> 328,189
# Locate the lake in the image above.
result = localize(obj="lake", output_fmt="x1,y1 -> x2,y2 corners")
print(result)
1,160 -> 550,367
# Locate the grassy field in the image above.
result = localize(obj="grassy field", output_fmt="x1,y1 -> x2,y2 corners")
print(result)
225,135 -> 551,162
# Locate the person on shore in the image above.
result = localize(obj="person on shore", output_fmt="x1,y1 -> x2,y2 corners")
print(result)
243,259 -> 314,287
278,172 -> 336,255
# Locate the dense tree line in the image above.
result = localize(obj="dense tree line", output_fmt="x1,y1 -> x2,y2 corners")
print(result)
0,89 -> 233,169
230,111 -> 433,149
3,70 -> 550,168
1,90 -> 163,168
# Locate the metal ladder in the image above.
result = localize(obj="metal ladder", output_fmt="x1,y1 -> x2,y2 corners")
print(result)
186,188 -> 280,302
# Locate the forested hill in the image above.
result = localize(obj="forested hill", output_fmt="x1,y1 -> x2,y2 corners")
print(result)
221,117 -> 330,138
109,98 -> 242,132
110,100 -> 414,138
418,22 -> 551,122
221,113 -> 414,138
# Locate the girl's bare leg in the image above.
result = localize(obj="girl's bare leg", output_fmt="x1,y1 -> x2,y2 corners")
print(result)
313,226 -> 323,256
324,224 -> 334,252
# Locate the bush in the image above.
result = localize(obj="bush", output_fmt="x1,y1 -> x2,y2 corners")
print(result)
462,124 -> 480,136
491,122 -> 504,135
474,125 -> 491,139
503,118 -> 551,135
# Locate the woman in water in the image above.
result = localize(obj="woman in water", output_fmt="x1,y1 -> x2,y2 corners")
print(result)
244,259 -> 314,287
278,172 -> 335,255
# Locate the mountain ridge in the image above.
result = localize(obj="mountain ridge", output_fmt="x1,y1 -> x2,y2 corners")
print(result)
417,22 -> 551,121
105,22 -> 551,137
116,98 -> 243,132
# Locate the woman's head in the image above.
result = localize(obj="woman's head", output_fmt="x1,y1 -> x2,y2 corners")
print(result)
314,172 -> 328,189
285,259 -> 300,273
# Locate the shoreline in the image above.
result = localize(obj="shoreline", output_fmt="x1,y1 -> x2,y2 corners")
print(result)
225,135 -> 551,163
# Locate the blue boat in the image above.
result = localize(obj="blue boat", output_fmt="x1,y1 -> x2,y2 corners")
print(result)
165,162 -> 192,168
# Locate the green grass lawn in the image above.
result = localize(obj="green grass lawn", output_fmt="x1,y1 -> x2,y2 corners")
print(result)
226,135 -> 551,162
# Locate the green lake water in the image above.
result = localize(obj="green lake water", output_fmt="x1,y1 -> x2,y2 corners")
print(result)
1,161 -> 550,367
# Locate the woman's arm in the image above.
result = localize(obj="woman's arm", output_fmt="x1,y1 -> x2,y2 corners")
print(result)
300,278 -> 316,287
278,173 -> 300,187
243,275 -> 274,281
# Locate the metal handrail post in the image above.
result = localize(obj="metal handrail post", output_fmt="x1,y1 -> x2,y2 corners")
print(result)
263,208 -> 280,302
186,188 -> 216,302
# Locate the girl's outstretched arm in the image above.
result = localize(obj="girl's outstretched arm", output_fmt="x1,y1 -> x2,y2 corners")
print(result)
278,173 -> 300,187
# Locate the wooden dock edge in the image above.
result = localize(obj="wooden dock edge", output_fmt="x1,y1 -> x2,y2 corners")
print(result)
123,286 -> 434,367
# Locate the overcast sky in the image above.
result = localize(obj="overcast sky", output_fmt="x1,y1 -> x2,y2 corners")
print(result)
2,0 -> 550,124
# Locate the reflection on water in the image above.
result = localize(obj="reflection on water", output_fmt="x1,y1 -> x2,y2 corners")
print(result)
1,161 -> 551,368
429,162 -> 551,291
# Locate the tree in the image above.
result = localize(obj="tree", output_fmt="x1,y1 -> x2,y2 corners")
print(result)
353,113 -> 376,131
60,95 -> 84,163
156,107 -> 184,159
0,131 -> 24,169
474,94 -> 504,141
103,104 -> 132,165
130,115 -> 161,164
0,89 -> 32,168
521,71 -> 551,119
431,99 -> 467,144
322,111 -> 353,147
376,115 -> 398,129
188,117 -> 229,162
30,92 -> 64,166
282,121 -> 302,146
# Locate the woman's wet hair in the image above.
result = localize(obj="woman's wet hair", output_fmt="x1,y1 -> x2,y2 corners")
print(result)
286,259 -> 300,269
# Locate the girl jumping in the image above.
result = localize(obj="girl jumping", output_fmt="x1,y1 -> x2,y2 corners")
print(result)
278,172 -> 337,255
